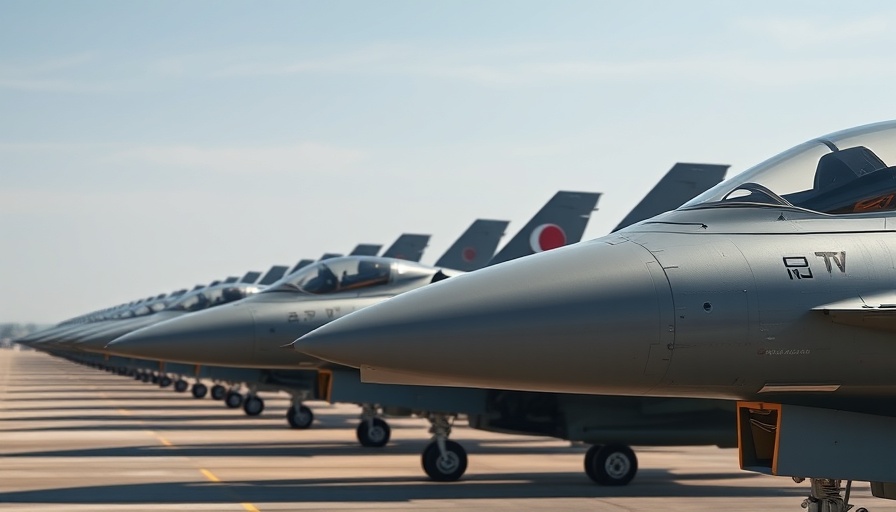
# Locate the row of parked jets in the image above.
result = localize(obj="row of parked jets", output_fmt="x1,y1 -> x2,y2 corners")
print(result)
21,120 -> 896,512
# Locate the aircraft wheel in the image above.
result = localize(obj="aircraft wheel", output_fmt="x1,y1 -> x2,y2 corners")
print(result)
151,374 -> 160,384
134,373 -> 144,381
224,391 -> 243,409
585,443 -> 637,486
191,383 -> 208,399
421,440 -> 467,482
210,384 -> 226,400
243,395 -> 264,416
173,379 -> 188,393
356,418 -> 391,447
286,405 -> 314,429
158,376 -> 172,388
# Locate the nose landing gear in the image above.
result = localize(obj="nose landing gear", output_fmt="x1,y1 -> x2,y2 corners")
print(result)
421,414 -> 467,482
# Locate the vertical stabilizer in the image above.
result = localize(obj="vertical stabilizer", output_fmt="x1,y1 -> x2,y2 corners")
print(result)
240,271 -> 262,284
320,253 -> 342,260
435,219 -> 509,271
488,191 -> 601,266
290,259 -> 314,273
612,163 -> 728,232
382,234 -> 430,262
350,244 -> 383,256
258,266 -> 289,285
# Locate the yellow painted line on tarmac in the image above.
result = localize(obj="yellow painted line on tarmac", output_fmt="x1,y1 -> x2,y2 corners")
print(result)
200,468 -> 221,482
155,435 -> 173,447
199,469 -> 262,511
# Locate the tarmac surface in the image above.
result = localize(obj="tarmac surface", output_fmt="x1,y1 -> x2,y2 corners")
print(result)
1,348 -> 892,511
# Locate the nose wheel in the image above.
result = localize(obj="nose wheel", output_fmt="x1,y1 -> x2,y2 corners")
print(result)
357,417 -> 391,447
191,382 -> 208,399
422,440 -> 467,482
173,379 -> 188,393
243,395 -> 264,416
224,390 -> 243,409
584,444 -> 638,486
286,403 -> 314,429
210,384 -> 226,400
421,414 -> 467,481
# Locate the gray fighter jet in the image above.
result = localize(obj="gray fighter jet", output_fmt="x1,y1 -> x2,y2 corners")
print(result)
297,121 -> 896,511
105,164 -> 727,483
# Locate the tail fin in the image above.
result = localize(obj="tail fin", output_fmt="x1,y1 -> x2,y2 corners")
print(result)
435,219 -> 509,271
349,244 -> 383,256
381,234 -> 430,262
239,271 -> 262,284
319,253 -> 342,260
258,265 -> 289,285
209,280 -> 223,286
290,259 -> 314,273
488,191 -> 601,266
612,163 -> 728,232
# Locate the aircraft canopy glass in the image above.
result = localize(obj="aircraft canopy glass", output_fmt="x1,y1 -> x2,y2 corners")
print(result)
166,284 -> 259,312
266,256 -> 393,295
682,121 -> 896,215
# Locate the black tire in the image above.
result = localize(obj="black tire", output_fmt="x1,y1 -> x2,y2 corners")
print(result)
286,405 -> 314,429
173,380 -> 188,393
224,391 -> 243,409
421,440 -> 467,482
210,384 -> 226,400
158,376 -> 172,388
583,445 -> 603,482
356,418 -> 391,448
191,383 -> 208,399
243,396 -> 264,416
134,373 -> 144,381
585,444 -> 637,486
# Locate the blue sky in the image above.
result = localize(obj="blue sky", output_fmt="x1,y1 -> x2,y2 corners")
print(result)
4,1 -> 896,322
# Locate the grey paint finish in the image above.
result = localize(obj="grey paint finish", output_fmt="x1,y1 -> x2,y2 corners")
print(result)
349,244 -> 383,256
258,265 -> 289,285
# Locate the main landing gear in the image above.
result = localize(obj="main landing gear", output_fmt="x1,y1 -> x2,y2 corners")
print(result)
421,414 -> 467,482
794,477 -> 869,512
356,404 -> 390,448
584,444 -> 638,486
224,389 -> 243,409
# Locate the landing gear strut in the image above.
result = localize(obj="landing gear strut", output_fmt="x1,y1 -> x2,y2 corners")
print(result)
356,404 -> 390,447
421,414 -> 467,482
584,444 -> 638,486
796,478 -> 868,512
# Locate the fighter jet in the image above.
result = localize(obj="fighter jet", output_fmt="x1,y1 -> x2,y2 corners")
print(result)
104,194 -> 594,425
297,121 -> 896,511
106,163 -> 727,483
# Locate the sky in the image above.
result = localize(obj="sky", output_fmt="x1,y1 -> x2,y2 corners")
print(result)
4,0 -> 896,323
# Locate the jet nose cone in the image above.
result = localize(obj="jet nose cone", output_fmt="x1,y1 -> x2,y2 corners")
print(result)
106,305 -> 256,365
297,237 -> 673,395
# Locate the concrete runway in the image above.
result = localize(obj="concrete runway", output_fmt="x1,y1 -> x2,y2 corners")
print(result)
0,348 -> 891,511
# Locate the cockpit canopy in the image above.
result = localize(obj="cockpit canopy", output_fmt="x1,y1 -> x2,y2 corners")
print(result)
166,284 -> 260,312
264,256 -> 438,295
682,120 -> 896,215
